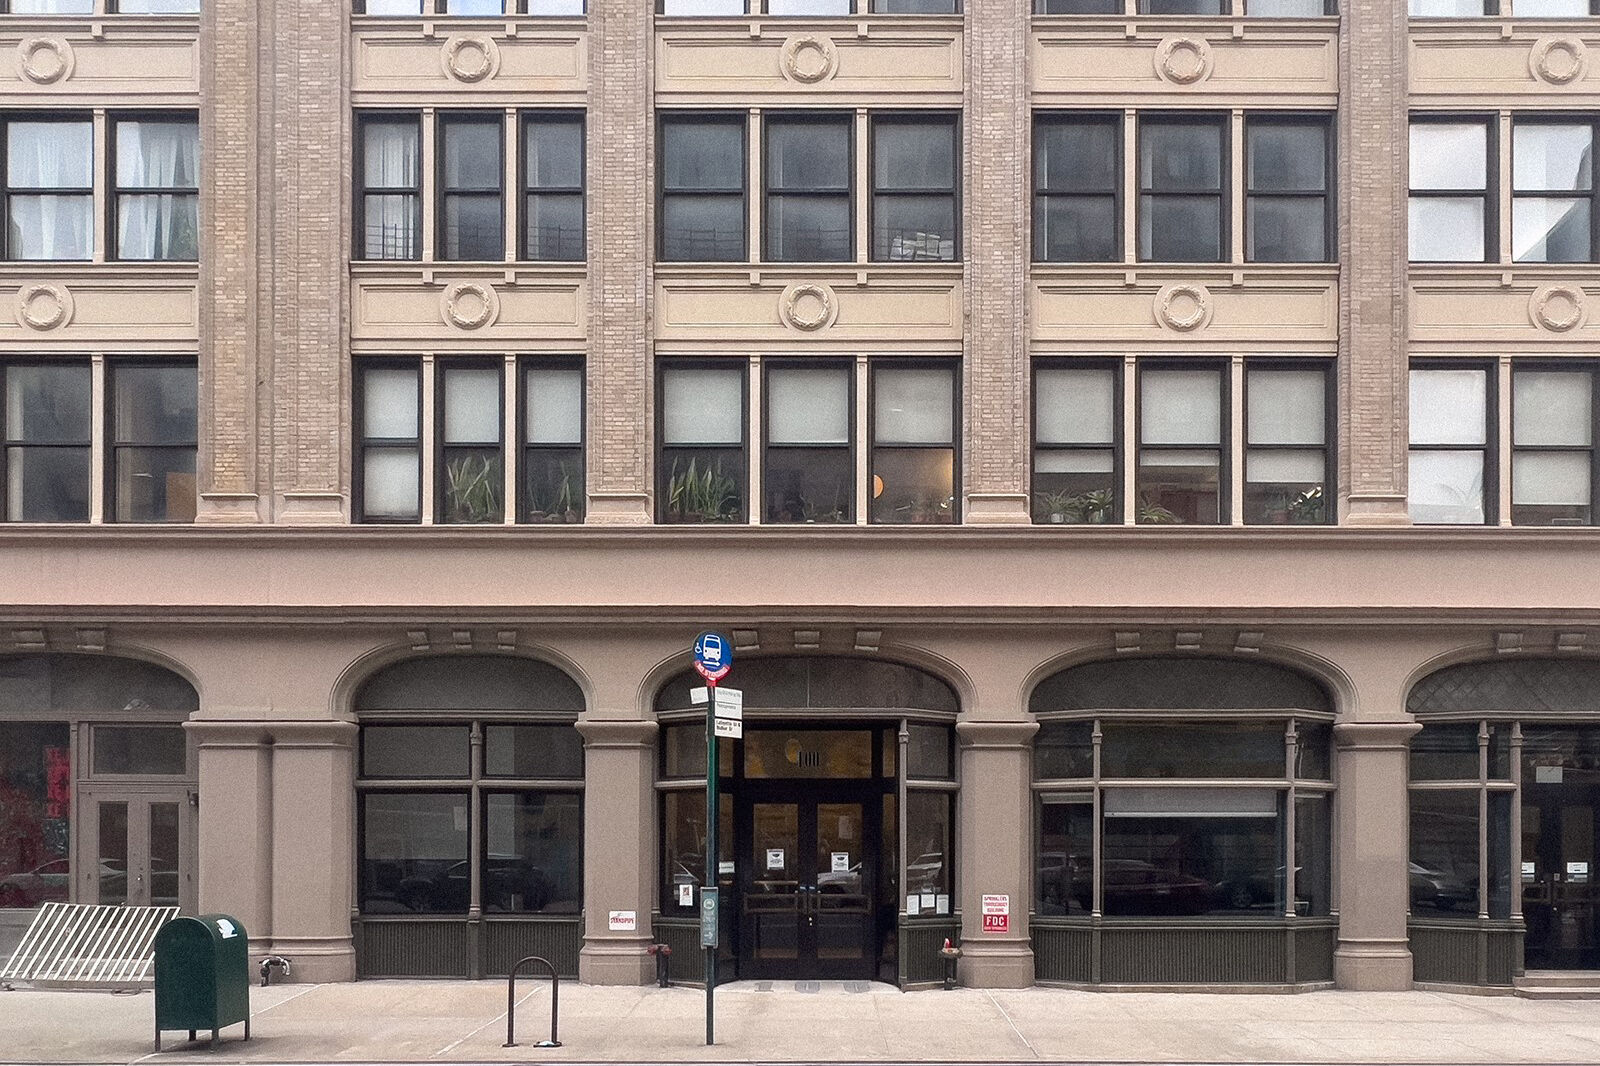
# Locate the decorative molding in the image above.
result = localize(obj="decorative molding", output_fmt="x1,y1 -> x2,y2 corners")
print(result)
853,630 -> 881,653
406,629 -> 430,652
778,282 -> 838,332
1154,283 -> 1212,332
496,630 -> 518,652
1174,631 -> 1203,652
1234,630 -> 1265,654
16,284 -> 74,331
793,629 -> 821,651
1557,631 -> 1589,652
1495,631 -> 1524,654
440,281 -> 500,330
451,629 -> 473,650
1530,284 -> 1585,333
441,35 -> 500,84
1530,36 -> 1586,86
780,35 -> 838,84
1154,36 -> 1213,86
1114,631 -> 1141,654
15,37 -> 73,85
732,629 -> 761,650
75,628 -> 106,652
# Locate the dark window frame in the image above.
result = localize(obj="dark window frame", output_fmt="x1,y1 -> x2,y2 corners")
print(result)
436,111 -> 506,263
1244,113 -> 1334,264
656,358 -> 750,524
1242,358 -> 1336,526
1137,112 -> 1229,264
1030,357 -> 1124,525
1510,114 -> 1599,265
1509,360 -> 1598,527
1032,111 -> 1122,264
657,110 -> 748,263
763,111 -> 855,264
519,110 -> 585,263
761,356 -> 857,524
107,111 -> 199,264
434,357 -> 506,525
868,357 -> 962,525
0,357 -> 92,524
1408,113 -> 1498,265
0,110 -> 94,263
1408,359 -> 1498,527
1134,358 -> 1231,525
354,110 -> 423,262
517,355 -> 586,524
354,357 -> 425,525
869,110 -> 960,263
104,356 -> 198,525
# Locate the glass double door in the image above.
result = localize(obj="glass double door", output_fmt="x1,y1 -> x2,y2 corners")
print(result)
81,789 -> 192,909
739,785 -> 879,980
1523,785 -> 1600,969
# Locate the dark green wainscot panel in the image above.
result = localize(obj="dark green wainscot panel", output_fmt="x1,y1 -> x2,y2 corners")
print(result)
153,914 -> 251,1051
1033,918 -> 1337,986
1409,920 -> 1523,987
900,915 -> 962,988
356,916 -> 581,979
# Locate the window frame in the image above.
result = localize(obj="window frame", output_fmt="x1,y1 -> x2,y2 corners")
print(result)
355,357 -> 425,525
0,357 -> 92,524
1408,360 -> 1498,527
1244,113 -> 1334,265
1032,111 -> 1122,265
104,356 -> 198,525
868,110 -> 961,264
1510,115 -> 1599,266
1242,359 -> 1336,526
657,110 -> 748,264
1408,114 -> 1497,265
107,112 -> 199,264
1509,361 -> 1599,527
1030,358 -> 1124,525
763,110 -> 856,264
761,356 -> 857,524
868,357 -> 962,525
1137,113 -> 1229,265
433,357 -> 507,526
354,111 -> 423,263
519,110 -> 586,263
656,358 -> 750,524
1134,359 -> 1231,525
517,356 -> 587,524
436,111 -> 506,263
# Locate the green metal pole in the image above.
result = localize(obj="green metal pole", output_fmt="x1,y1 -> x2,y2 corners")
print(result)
705,678 -> 717,1046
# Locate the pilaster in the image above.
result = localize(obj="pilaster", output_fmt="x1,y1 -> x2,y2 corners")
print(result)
575,717 -> 659,984
954,719 -> 1037,987
187,721 -> 274,954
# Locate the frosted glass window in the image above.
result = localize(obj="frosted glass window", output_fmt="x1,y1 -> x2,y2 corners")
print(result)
1409,0 -> 1488,12
1248,0 -> 1326,11
526,369 -> 582,445
768,367 -> 849,445
1513,0 -> 1588,13
363,452 -> 420,520
1410,369 -> 1487,446
116,0 -> 201,11
1036,451 -> 1115,473
660,0 -> 747,14
663,368 -> 743,445
1409,452 -> 1485,525
10,2 -> 96,12
1247,450 -> 1325,482
527,0 -> 587,11
875,368 -> 953,444
1514,199 -> 1590,263
1141,370 -> 1221,445
1515,372 -> 1592,447
442,367 -> 500,445
1514,453 -> 1591,506
1515,125 -> 1592,193
1036,368 -> 1115,445
1248,369 -> 1325,445
768,0 -> 851,11
446,0 -> 505,13
1409,199 -> 1486,262
1411,125 -> 1487,191
362,1 -> 424,12
363,369 -> 419,440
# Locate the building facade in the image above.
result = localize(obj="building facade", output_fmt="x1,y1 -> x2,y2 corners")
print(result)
3,0 -> 1600,995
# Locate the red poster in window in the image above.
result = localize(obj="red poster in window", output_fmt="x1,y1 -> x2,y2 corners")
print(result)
44,747 -> 70,819
982,913 -> 1009,933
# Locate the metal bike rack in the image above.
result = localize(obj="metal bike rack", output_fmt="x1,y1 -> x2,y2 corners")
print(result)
503,955 -> 562,1049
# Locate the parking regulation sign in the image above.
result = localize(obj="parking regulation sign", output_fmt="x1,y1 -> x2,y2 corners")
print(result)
693,632 -> 732,683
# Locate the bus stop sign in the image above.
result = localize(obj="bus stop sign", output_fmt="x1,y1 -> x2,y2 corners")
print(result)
693,632 -> 732,683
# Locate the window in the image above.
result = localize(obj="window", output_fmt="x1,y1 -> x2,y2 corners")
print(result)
766,113 -> 853,262
871,362 -> 957,524
0,723 -> 71,910
1139,366 -> 1225,524
521,361 -> 584,523
358,115 -> 421,261
3,2 -> 94,16
4,117 -> 92,262
1246,117 -> 1331,263
114,1 -> 201,11
357,1 -> 587,12
1034,114 -> 1119,263
437,361 -> 504,525
659,114 -> 746,262
1245,366 -> 1330,524
872,114 -> 958,262
1512,368 -> 1595,526
1408,723 -> 1515,921
439,114 -> 503,262
357,357 -> 583,525
658,0 -> 960,11
109,362 -> 197,523
2,361 -> 90,522
1034,0 -> 1120,9
1032,363 -> 1118,523
1409,120 -> 1492,263
522,114 -> 584,262
1139,116 -> 1226,263
1139,0 -> 1224,11
764,362 -> 854,523
659,362 -> 746,523
113,118 -> 198,262
1409,366 -> 1492,525
1512,120 -> 1596,264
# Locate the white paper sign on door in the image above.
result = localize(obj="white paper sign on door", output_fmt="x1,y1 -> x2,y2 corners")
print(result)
831,852 -> 850,872
678,883 -> 694,907
766,848 -> 785,870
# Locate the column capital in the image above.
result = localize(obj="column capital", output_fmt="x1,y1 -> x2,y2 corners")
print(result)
1333,720 -> 1421,750
956,719 -> 1040,748
577,718 -> 659,747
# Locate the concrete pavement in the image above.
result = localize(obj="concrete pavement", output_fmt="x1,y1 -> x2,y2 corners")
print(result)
2,980 -> 1599,1064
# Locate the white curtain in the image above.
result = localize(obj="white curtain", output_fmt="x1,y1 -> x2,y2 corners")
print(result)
8,122 -> 92,261
117,122 -> 198,260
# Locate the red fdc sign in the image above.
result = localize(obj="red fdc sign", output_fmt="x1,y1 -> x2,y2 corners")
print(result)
982,913 -> 1009,933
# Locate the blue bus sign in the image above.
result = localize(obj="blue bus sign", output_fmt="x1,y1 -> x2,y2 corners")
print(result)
693,632 -> 732,683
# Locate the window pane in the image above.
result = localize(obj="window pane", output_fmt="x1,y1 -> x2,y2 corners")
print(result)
360,792 -> 470,913
767,0 -> 851,11
1036,367 -> 1115,445
447,0 -> 505,13
1139,196 -> 1222,262
1102,802 -> 1283,917
1034,720 -> 1093,779
93,726 -> 186,775
767,194 -> 850,261
1411,724 -> 1479,781
114,366 -> 197,445
1409,197 -> 1486,262
113,446 -> 197,523
662,447 -> 744,522
1408,450 -> 1485,524
1409,790 -> 1479,918
1139,0 -> 1227,13
0,724 -> 71,909
1141,122 -> 1223,191
440,446 -> 504,523
362,725 -> 472,778
526,368 -> 583,445
365,120 -> 420,188
907,723 -> 953,780
527,0 -> 586,11
363,194 -> 419,259
5,364 -> 90,443
1142,369 -> 1221,445
1037,197 -> 1117,262
484,793 -> 581,913
442,366 -> 500,445
522,449 -> 583,522
875,120 -> 954,191
1034,450 -> 1117,523
1250,0 -> 1327,12
1410,368 -> 1487,445
874,367 -> 953,444
526,119 -> 582,188
1102,721 -> 1286,779
1515,372 -> 1592,446
661,196 -> 745,261
363,0 -> 425,12
1245,449 -> 1326,524
1513,451 -> 1591,506
767,118 -> 850,191
1513,198 -> 1590,264
442,194 -> 503,261
905,792 -> 952,898
661,0 -> 748,13
764,445 -> 853,522
1036,800 -> 1092,916
98,803 -> 127,906
116,0 -> 201,10
873,0 -> 960,9
1037,119 -> 1118,192
1296,722 -> 1332,780
1410,0 -> 1487,11
1410,124 -> 1487,190
1248,368 -> 1325,445
871,447 -> 954,523
1248,197 -> 1326,262
443,121 -> 503,189
116,121 -> 198,190
661,789 -> 733,913
1295,794 -> 1331,917
7,122 -> 92,189
7,196 -> 92,261
10,1 -> 95,11
5,447 -> 89,522
1514,0 -> 1588,11
663,119 -> 744,191
663,367 -> 743,445
874,195 -> 955,261
1248,124 -> 1326,192
362,448 -> 420,520
768,366 -> 849,445
1514,124 -> 1593,193
363,367 -> 419,440
526,193 -> 584,260
1138,448 -> 1221,524
118,193 -> 199,261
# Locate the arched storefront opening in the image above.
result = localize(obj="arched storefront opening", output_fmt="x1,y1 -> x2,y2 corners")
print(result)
1028,655 -> 1335,987
0,653 -> 198,956
1406,657 -> 1600,986
353,654 -> 584,979
653,656 -> 959,987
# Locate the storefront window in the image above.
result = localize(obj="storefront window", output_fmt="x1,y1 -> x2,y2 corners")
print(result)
1036,796 -> 1091,915
1100,720 -> 1285,779
484,792 -> 581,912
360,792 -> 468,913
1409,789 -> 1481,918
91,725 -> 187,776
0,723 -> 71,909
905,791 -> 951,914
1034,720 -> 1093,780
1407,721 -> 1514,920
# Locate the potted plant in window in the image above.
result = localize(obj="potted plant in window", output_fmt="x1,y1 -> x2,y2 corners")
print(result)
1288,485 -> 1325,525
1136,496 -> 1180,524
1072,489 -> 1115,524
1035,489 -> 1076,523
666,457 -> 740,522
443,454 -> 502,523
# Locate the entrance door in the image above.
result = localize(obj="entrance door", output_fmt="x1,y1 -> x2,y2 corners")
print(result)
741,792 -> 876,980
81,790 -> 193,909
1523,785 -> 1600,968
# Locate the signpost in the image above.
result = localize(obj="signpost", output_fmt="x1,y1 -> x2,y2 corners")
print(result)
691,632 -> 732,1047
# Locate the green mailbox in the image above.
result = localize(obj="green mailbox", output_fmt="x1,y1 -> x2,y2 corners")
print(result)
152,914 -> 252,1051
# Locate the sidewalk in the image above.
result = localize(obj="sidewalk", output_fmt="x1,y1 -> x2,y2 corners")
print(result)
3,979 -> 1599,1065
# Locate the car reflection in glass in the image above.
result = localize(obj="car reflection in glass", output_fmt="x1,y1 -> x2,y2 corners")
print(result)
1076,860 -> 1214,916
397,856 -> 553,913
1409,861 -> 1475,912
